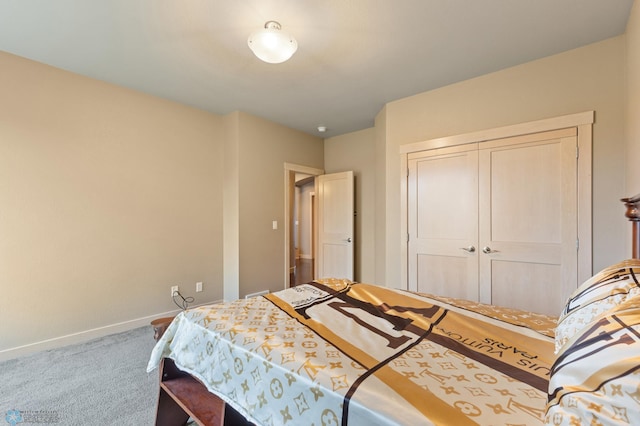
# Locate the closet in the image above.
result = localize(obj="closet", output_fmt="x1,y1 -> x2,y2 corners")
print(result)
401,113 -> 593,316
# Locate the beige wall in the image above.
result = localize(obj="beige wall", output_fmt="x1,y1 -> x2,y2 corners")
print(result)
0,53 -> 323,358
0,52 -> 225,354
377,36 -> 627,285
324,128 -> 376,283
236,112 -> 323,297
627,1 -> 640,197
374,107 -> 389,285
222,112 -> 241,301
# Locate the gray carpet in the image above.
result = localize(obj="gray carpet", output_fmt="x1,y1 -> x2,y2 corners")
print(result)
0,326 -> 159,425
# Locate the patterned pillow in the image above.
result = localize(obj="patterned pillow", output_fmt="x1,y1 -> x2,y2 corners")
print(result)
554,259 -> 640,353
546,297 -> 640,425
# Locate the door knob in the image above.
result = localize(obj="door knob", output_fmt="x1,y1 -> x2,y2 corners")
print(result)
482,246 -> 499,254
347,237 -> 352,243
460,246 -> 476,253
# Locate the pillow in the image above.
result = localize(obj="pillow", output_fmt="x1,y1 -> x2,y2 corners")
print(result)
546,297 -> 640,425
554,259 -> 640,354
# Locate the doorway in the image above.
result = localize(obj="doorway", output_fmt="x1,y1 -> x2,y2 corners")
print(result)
284,163 -> 323,289
292,175 -> 315,286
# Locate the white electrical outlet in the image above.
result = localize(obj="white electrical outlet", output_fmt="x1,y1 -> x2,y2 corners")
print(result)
170,286 -> 179,297
196,282 -> 203,292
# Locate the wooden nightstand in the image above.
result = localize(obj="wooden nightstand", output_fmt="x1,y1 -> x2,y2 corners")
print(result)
151,316 -> 175,341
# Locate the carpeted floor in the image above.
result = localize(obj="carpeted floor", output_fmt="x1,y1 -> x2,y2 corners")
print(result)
0,326 -> 159,425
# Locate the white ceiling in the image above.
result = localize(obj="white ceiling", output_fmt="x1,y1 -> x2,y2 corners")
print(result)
0,0 -> 634,137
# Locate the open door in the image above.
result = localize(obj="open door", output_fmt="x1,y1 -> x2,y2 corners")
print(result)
316,171 -> 354,281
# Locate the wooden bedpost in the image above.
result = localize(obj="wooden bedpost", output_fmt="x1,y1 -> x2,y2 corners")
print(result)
622,193 -> 640,259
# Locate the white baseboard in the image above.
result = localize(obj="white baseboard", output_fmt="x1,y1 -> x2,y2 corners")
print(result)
0,300 -> 222,362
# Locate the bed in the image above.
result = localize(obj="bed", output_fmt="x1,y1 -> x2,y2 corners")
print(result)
148,193 -> 640,425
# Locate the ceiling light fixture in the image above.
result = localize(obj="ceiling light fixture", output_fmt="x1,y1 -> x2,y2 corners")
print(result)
248,21 -> 298,64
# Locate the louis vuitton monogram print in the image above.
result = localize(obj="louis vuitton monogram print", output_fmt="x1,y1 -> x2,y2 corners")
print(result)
546,297 -> 640,426
554,259 -> 640,354
148,281 -> 556,425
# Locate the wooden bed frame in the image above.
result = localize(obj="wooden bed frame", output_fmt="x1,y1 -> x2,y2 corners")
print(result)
622,193 -> 640,259
152,192 -> 640,426
155,358 -> 251,426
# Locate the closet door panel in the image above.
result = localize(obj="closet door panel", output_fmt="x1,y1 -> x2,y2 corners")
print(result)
408,145 -> 478,300
488,142 -> 562,243
490,261 -> 561,316
478,129 -> 577,315
416,254 -> 469,299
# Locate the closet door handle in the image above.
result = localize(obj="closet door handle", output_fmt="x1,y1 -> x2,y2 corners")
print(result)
482,246 -> 499,254
346,237 -> 352,243
460,246 -> 476,253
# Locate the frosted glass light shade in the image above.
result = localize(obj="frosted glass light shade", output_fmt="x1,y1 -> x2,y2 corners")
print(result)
248,21 -> 298,64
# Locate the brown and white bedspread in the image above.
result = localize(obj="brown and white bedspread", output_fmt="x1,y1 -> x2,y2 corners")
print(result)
147,280 -> 556,425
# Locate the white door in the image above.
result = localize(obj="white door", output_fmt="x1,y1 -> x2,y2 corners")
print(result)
407,128 -> 578,316
408,145 -> 479,300
478,128 -> 577,315
316,171 -> 354,281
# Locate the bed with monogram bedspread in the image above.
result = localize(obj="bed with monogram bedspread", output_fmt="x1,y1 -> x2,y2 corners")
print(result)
148,279 -> 557,425
147,194 -> 640,425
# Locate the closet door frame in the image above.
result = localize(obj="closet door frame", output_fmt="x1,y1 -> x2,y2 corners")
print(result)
400,111 -> 594,291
